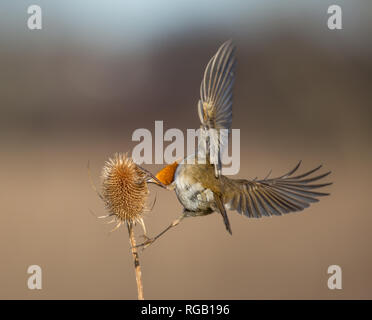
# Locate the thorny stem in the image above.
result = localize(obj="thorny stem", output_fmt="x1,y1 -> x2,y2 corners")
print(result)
126,222 -> 144,300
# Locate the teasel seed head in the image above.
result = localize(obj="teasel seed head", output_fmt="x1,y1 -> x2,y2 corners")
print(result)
101,153 -> 149,226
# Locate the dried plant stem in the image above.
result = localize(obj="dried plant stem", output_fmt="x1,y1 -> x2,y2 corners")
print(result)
126,222 -> 144,300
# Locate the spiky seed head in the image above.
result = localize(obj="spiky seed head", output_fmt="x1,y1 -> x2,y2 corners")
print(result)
101,153 -> 148,223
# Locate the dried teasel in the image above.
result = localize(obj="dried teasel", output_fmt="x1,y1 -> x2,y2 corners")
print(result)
100,153 -> 150,231
95,152 -> 158,300
90,153 -> 168,299
95,153 -> 168,299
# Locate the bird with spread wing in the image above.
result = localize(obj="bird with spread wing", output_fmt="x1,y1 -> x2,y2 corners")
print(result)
137,40 -> 332,248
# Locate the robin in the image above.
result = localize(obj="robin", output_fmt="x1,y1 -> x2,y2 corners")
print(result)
138,40 -> 331,248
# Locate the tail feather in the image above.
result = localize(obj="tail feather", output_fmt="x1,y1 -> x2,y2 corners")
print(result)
214,193 -> 232,235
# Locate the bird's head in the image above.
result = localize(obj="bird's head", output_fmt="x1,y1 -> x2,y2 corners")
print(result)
154,161 -> 179,186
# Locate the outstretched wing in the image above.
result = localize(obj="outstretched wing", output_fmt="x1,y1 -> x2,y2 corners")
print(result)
197,40 -> 236,176
222,161 -> 332,218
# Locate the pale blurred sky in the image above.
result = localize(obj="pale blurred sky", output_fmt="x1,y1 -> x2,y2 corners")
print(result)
1,0 -> 370,53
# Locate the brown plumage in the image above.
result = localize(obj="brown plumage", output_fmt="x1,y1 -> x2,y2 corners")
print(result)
220,161 -> 331,218
169,157 -> 331,235
137,40 -> 332,249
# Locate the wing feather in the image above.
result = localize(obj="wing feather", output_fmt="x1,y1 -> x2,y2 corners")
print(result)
197,40 -> 236,177
222,162 -> 332,218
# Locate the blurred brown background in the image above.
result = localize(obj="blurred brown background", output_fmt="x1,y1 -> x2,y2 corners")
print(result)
0,0 -> 371,299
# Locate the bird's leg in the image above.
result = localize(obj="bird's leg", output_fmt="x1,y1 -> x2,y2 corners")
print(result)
135,213 -> 186,250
